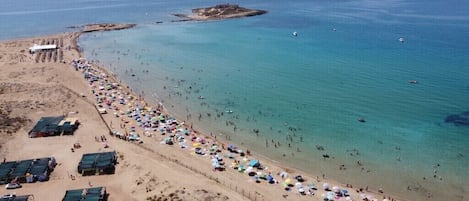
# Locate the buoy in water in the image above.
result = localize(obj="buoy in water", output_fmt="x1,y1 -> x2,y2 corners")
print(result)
293,31 -> 298,37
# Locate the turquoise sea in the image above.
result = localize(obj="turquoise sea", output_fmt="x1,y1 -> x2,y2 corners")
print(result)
2,0 -> 468,200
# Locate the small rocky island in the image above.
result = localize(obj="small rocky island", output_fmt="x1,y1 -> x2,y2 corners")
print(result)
81,23 -> 136,33
68,23 -> 136,32
174,4 -> 267,21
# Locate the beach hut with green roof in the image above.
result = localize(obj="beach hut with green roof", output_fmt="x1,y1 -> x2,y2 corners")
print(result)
77,152 -> 117,176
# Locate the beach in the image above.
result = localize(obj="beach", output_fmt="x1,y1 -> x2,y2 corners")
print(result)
3,1 -> 469,200
0,24 -> 403,201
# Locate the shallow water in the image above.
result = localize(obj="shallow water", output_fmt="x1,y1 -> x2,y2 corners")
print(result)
78,6 -> 469,201
3,0 -> 469,200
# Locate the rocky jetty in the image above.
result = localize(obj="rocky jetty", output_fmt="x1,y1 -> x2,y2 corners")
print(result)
82,23 -> 136,33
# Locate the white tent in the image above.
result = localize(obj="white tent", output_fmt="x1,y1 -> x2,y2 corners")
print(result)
29,44 -> 57,53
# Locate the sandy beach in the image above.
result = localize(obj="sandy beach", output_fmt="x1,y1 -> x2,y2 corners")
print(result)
0,24 -> 399,201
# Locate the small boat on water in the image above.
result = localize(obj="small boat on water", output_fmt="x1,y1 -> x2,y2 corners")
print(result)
293,31 -> 298,37
225,110 -> 233,113
399,37 -> 405,43
358,118 -> 366,123
409,80 -> 418,84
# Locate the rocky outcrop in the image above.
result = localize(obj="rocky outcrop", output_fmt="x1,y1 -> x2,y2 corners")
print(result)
82,23 -> 136,33
173,4 -> 267,21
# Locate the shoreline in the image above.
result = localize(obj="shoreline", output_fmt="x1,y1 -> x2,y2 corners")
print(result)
0,23 -> 410,201
78,23 -> 467,201
72,24 -> 402,201
0,24 -> 249,201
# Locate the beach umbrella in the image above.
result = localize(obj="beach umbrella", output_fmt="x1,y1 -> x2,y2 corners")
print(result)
326,192 -> 335,200
279,171 -> 288,178
227,144 -> 235,151
298,187 -> 305,194
283,178 -> 292,187
323,183 -> 330,190
210,145 -> 217,152
179,142 -> 186,148
341,189 -> 349,196
332,186 -> 340,192
246,166 -> 254,173
295,182 -> 303,188
249,159 -> 259,167
267,175 -> 274,183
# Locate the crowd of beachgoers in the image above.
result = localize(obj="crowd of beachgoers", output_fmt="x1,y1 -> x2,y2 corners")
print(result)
70,58 -> 399,201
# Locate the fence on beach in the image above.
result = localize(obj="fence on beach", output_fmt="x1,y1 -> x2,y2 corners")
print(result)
170,157 -> 265,201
